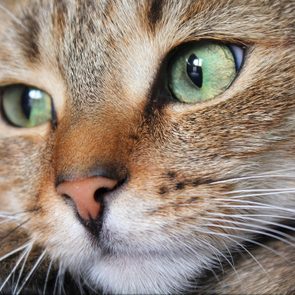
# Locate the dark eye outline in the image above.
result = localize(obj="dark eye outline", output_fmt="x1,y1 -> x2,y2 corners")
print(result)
0,84 -> 57,129
165,40 -> 247,103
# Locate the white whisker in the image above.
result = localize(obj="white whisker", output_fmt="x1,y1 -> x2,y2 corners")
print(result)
206,212 -> 295,231
0,215 -> 20,220
53,262 -> 65,295
220,204 -> 295,212
0,242 -> 33,292
13,243 -> 33,293
221,240 -> 235,267
225,188 -> 295,194
202,217 -> 295,241
222,191 -> 295,199
202,223 -> 294,248
192,228 -> 268,274
43,260 -> 53,295
216,200 -> 295,214
213,174 -> 295,185
15,250 -> 46,295
0,241 -> 31,263
0,3 -> 27,30
199,239 -> 238,276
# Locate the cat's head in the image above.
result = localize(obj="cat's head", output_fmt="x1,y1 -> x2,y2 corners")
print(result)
0,0 -> 294,293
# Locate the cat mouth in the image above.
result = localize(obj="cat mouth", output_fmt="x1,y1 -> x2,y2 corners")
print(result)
77,209 -> 106,241
76,213 -> 174,257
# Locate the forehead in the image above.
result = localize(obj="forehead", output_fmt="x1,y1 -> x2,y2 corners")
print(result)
0,0 -> 293,109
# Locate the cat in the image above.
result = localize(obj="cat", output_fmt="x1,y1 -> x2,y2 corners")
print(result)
0,0 -> 294,294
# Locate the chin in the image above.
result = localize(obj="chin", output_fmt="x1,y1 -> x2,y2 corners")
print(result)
81,248 -> 212,295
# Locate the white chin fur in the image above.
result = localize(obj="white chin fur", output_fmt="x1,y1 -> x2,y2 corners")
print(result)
83,253 -> 211,294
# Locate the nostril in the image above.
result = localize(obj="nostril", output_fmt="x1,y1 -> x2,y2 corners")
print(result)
94,187 -> 111,203
62,193 -> 71,200
118,175 -> 128,187
93,176 -> 127,204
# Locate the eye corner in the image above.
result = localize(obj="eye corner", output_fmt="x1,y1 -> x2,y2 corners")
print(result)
227,43 -> 247,72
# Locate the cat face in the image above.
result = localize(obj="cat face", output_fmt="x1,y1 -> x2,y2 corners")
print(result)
0,0 -> 294,293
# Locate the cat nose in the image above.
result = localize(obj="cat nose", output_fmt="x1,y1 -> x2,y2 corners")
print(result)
56,177 -> 118,220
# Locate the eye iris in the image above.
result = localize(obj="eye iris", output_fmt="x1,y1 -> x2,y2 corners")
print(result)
1,85 -> 53,128
168,41 -> 242,104
24,88 -> 51,126
186,54 -> 203,88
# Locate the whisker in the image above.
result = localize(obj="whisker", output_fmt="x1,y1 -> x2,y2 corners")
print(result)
206,212 -> 295,231
221,234 -> 267,275
15,250 -> 47,295
0,209 -> 40,224
74,274 -> 87,295
209,240 -> 239,276
213,174 -> 295,185
225,188 -> 295,194
191,228 -> 268,274
198,239 -> 238,276
202,223 -> 295,248
175,192 -> 295,207
13,243 -> 34,293
0,242 -> 33,292
77,279 -> 86,295
211,168 -> 295,187
0,3 -> 28,30
0,215 -> 20,220
184,223 -> 288,261
209,267 -> 220,283
52,263 -> 59,295
225,232 -> 286,262
221,240 -> 235,268
0,208 -> 41,216
53,262 -> 65,295
207,212 -> 295,221
79,274 -> 98,295
0,241 -> 31,263
202,217 -> 295,242
217,202 -> 295,214
221,191 -> 295,199
43,260 -> 53,295
0,219 -> 30,246
169,221 -> 246,278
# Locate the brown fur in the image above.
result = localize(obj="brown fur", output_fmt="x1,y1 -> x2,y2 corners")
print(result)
0,0 -> 294,294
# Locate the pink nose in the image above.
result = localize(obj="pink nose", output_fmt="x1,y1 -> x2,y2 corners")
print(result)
56,177 -> 118,220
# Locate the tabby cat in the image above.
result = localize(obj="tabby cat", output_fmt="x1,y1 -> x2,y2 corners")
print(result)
0,0 -> 294,294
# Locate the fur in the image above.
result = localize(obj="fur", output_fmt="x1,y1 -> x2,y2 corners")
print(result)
0,0 -> 294,294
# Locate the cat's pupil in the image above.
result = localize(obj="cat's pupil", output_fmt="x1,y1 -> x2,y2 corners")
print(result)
20,87 -> 36,119
186,54 -> 203,88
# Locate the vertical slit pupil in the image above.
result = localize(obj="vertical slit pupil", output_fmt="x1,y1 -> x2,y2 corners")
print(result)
186,54 -> 203,88
21,87 -> 33,119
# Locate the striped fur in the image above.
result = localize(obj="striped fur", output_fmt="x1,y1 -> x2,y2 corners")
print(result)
0,1 -> 294,294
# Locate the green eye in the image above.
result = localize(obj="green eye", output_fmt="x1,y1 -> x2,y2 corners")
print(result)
1,85 -> 53,128
168,41 -> 244,103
